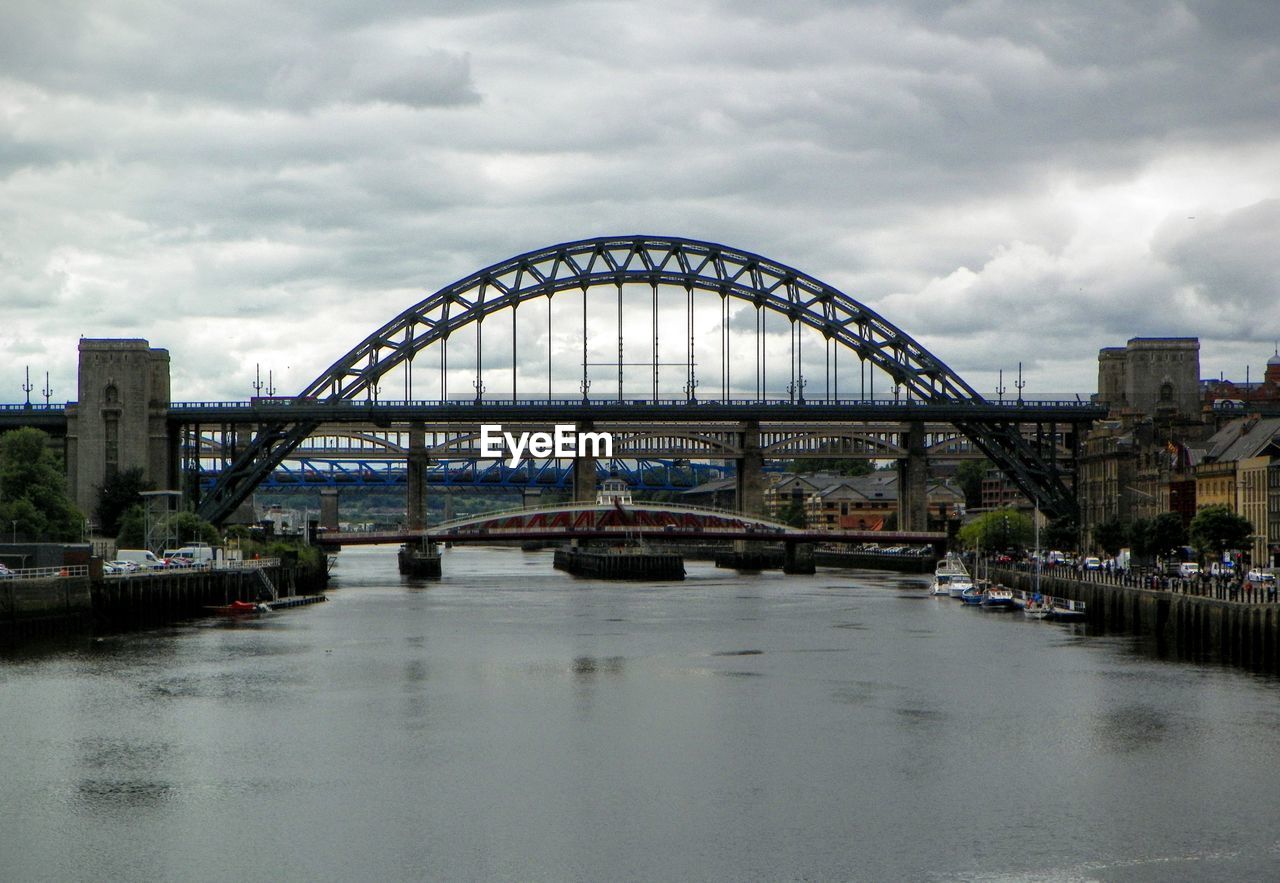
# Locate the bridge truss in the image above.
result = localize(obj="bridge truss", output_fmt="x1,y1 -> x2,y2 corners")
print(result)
194,236 -> 1101,524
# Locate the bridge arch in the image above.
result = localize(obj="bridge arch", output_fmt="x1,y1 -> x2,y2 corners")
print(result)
197,236 -> 1081,524
302,235 -> 979,404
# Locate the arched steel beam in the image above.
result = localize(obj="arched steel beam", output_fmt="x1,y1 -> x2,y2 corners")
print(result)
197,235 -> 1079,524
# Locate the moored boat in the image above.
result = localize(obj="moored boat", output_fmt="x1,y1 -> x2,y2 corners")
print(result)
931,554 -> 970,596
205,599 -> 268,615
980,585 -> 1016,609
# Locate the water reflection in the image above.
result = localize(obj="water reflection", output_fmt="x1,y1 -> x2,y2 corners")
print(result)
1093,704 -> 1170,752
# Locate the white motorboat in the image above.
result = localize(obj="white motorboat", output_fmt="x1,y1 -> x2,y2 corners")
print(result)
932,554 -> 971,596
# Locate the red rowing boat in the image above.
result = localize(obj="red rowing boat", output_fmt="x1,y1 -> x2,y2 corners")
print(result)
205,600 -> 268,615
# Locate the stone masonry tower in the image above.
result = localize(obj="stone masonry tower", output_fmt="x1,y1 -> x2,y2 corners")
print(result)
1095,337 -> 1199,418
66,339 -> 173,520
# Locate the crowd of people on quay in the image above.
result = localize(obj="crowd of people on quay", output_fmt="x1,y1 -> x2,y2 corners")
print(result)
990,556 -> 1279,604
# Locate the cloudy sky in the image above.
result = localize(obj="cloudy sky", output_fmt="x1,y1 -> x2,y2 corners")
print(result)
2,0 -> 1278,404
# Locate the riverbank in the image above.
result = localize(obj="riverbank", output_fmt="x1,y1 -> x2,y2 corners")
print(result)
1,557 -> 323,641
993,564 -> 1279,672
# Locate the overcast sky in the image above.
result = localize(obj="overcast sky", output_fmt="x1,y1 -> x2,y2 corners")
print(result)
2,0 -> 1278,404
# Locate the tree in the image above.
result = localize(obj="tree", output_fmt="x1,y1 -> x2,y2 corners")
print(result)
116,504 -> 146,549
1042,515 -> 1078,553
1147,513 -> 1187,560
957,507 -> 1033,551
162,512 -> 221,547
1189,505 -> 1253,560
788,458 -> 873,477
954,459 -> 990,510
776,501 -> 807,527
0,427 -> 84,541
1092,517 -> 1129,556
95,466 -> 152,538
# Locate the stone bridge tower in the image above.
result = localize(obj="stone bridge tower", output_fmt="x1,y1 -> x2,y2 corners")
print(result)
66,339 -> 174,522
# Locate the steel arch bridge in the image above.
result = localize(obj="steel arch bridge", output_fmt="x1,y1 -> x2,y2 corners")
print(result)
198,235 -> 1085,524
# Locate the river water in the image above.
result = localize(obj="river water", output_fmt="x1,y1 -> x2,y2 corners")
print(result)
3,547 -> 1279,881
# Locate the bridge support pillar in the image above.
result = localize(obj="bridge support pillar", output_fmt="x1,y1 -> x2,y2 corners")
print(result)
736,420 -> 765,517
407,423 -> 428,530
66,339 -> 173,522
783,541 -> 816,575
320,488 -> 340,533
897,422 -> 928,532
572,421 -> 598,503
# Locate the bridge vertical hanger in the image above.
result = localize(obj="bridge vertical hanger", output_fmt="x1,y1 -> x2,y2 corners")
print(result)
512,299 -> 518,403
685,285 -> 697,402
473,312 -> 484,403
581,284 -> 589,402
651,282 -> 659,402
546,292 -> 553,402
617,282 -> 623,403
721,292 -> 729,401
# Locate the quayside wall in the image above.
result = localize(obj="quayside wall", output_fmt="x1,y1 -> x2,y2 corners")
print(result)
1,562 -> 296,639
993,566 -> 1279,673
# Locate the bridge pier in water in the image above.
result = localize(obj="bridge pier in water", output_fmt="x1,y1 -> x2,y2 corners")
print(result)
406,423 -> 427,531
736,419 -> 765,516
897,422 -> 928,532
572,421 -> 598,503
320,488 -> 340,532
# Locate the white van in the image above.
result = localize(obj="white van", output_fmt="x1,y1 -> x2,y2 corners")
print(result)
116,549 -> 165,570
1178,562 -> 1201,578
165,544 -> 216,567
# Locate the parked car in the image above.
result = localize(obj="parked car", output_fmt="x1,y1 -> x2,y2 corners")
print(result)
0,563 -> 14,579
102,561 -> 124,575
1246,570 -> 1276,583
1083,556 -> 1102,570
110,559 -> 140,573
1178,562 -> 1201,578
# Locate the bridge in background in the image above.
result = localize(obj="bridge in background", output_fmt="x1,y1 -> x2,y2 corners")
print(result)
2,235 -> 1108,530
317,500 -> 947,551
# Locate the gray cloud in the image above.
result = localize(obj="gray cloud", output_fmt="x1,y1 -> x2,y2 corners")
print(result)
2,0 -> 1279,404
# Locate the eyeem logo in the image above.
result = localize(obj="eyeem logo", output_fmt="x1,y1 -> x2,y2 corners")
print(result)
479,424 -> 613,467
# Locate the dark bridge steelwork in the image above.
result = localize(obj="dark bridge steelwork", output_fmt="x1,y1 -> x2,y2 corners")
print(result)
197,235 -> 1095,525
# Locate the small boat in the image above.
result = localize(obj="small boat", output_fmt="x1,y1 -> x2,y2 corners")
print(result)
205,599 -> 269,615
1045,599 -> 1087,622
980,585 -> 1016,609
960,585 -> 985,605
1018,598 -> 1049,619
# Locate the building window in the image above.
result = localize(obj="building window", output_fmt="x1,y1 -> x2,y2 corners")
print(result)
1159,382 -> 1174,402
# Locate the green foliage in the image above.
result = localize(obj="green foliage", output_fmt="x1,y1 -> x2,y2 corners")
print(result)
1148,513 -> 1187,558
957,507 -> 1033,551
0,427 -> 84,541
1092,517 -> 1129,556
788,458 -> 873,477
117,504 -> 146,549
954,459 -> 990,509
1042,515 -> 1079,552
162,512 -> 221,547
1130,513 -> 1188,561
776,501 -> 807,527
1188,505 -> 1253,558
95,466 -> 152,537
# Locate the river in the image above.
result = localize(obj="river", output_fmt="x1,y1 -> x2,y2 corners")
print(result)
3,546 -> 1279,881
